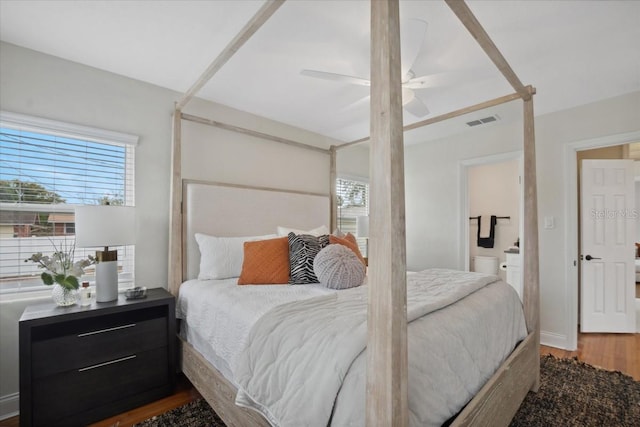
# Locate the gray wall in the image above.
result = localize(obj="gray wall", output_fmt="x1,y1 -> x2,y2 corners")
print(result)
0,41 -> 364,418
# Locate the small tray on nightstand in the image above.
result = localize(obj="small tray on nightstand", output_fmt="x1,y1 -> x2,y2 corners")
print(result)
125,286 -> 147,300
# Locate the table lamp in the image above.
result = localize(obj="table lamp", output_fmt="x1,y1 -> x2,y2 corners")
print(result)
75,206 -> 135,302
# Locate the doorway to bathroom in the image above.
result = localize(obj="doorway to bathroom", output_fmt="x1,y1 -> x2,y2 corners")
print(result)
460,152 -> 524,299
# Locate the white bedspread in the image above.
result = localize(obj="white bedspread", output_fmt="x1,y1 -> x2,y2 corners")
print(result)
177,278 -> 335,380
178,269 -> 527,427
234,269 -> 526,427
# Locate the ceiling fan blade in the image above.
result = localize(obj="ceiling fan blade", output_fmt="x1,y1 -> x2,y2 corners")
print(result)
402,90 -> 430,117
403,71 -> 459,90
339,94 -> 370,113
300,69 -> 370,86
400,18 -> 427,79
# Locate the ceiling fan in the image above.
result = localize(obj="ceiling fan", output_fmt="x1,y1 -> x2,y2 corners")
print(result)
300,19 -> 435,117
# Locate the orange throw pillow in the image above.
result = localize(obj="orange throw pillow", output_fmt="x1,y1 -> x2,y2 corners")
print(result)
238,237 -> 290,285
329,233 -> 366,266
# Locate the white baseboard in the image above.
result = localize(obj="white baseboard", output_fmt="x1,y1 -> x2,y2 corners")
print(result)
541,330 -> 572,350
0,392 -> 19,421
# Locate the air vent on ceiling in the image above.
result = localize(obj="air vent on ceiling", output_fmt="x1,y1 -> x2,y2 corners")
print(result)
466,114 -> 500,127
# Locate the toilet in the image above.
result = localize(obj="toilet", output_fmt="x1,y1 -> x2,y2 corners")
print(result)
472,255 -> 499,275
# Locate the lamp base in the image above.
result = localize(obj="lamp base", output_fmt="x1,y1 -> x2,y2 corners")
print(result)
96,261 -> 118,302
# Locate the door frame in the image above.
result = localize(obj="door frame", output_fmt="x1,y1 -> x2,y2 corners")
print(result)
564,130 -> 640,350
459,150 -> 523,273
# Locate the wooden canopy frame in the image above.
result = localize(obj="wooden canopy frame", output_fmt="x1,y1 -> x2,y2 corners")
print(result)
168,1 -> 539,426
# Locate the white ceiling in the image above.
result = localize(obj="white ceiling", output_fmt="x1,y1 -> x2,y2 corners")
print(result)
1,0 -> 639,146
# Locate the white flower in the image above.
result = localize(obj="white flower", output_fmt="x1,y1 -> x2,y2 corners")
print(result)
25,240 -> 95,290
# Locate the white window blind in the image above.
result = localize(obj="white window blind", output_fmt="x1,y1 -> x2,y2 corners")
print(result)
336,177 -> 369,254
0,112 -> 137,294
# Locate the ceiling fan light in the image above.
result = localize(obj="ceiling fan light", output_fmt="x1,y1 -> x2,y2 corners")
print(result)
402,69 -> 415,84
402,87 -> 415,106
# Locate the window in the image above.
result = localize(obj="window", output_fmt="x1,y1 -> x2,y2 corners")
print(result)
0,111 -> 137,294
336,177 -> 369,254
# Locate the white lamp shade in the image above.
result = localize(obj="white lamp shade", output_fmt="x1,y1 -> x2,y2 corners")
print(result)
75,206 -> 135,247
356,215 -> 369,238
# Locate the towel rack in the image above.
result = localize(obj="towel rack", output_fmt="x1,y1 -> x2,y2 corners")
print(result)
469,216 -> 510,220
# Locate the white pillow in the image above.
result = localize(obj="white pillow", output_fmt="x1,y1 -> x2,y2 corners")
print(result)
276,225 -> 329,237
195,233 -> 277,280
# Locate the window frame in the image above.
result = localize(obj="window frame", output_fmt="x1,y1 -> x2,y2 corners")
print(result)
0,111 -> 138,296
336,174 -> 369,254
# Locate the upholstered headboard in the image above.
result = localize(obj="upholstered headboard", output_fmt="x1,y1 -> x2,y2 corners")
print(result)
182,180 -> 330,281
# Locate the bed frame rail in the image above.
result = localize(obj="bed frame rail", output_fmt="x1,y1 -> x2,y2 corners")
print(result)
180,332 -> 538,427
451,332 -> 538,426
180,337 -> 271,427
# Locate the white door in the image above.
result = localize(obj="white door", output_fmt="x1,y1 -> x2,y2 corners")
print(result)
581,159 -> 636,332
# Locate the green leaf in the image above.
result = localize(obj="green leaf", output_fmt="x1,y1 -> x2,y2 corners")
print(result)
41,272 -> 53,285
63,275 -> 80,290
52,274 -> 79,290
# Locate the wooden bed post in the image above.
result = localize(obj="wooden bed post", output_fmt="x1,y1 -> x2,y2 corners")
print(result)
168,106 -> 182,295
446,0 -> 540,395
522,90 -> 540,391
169,0 -> 286,295
367,0 -> 408,426
330,145 -> 337,232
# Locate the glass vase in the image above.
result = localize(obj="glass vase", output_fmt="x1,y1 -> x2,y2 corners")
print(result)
51,284 -> 78,307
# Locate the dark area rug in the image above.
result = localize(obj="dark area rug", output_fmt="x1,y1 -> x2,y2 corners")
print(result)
510,355 -> 640,427
133,399 -> 224,427
135,355 -> 640,426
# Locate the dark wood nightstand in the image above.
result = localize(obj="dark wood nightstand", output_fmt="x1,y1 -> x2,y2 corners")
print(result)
19,288 -> 176,427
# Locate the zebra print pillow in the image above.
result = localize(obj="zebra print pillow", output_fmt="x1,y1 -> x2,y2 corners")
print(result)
288,232 -> 330,284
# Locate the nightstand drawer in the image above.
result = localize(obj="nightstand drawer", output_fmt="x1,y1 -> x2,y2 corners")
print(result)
32,308 -> 167,378
32,347 -> 169,426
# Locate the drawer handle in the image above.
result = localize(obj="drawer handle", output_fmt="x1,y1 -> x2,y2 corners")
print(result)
78,323 -> 136,337
78,355 -> 137,372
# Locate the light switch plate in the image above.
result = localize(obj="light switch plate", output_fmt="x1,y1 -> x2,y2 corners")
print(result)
544,216 -> 555,229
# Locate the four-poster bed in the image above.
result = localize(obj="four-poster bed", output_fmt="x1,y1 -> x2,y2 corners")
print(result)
168,0 -> 540,426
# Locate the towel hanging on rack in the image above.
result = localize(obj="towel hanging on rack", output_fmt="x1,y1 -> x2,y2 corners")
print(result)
477,215 -> 497,248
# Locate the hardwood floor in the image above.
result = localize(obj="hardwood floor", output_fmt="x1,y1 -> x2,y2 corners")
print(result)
3,332 -> 638,427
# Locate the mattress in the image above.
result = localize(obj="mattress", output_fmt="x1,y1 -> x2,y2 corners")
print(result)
178,270 -> 527,426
